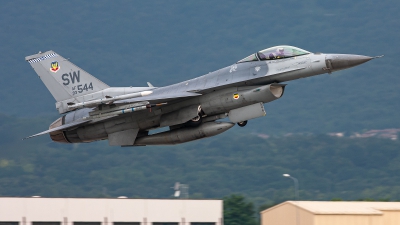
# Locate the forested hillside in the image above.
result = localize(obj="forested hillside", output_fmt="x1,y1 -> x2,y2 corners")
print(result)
1,114 -> 400,206
0,1 -> 399,209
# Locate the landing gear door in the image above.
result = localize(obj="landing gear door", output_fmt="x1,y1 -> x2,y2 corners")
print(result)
228,102 -> 266,123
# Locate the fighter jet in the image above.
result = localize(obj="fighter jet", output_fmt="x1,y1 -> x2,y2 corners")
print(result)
24,46 -> 380,146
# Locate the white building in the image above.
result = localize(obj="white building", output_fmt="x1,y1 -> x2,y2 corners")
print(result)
0,197 -> 222,225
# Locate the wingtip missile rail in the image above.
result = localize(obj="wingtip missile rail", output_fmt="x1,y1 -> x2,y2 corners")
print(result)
68,91 -> 153,109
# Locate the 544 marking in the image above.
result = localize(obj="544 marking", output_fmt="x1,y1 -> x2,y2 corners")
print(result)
72,82 -> 93,95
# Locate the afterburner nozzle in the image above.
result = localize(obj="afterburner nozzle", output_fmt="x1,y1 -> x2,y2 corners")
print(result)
325,54 -> 373,71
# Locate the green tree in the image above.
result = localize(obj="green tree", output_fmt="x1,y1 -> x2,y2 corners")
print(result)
223,195 -> 257,225
259,202 -> 279,212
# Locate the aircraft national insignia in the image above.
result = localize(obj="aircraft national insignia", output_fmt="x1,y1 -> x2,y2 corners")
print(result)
50,61 -> 60,73
233,93 -> 239,99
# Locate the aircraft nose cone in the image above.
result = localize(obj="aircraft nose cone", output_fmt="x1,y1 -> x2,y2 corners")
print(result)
326,54 -> 373,71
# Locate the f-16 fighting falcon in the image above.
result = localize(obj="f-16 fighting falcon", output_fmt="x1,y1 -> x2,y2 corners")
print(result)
24,46 -> 381,146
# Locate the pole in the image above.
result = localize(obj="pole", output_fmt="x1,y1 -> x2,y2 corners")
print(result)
288,176 -> 299,200
283,174 -> 299,225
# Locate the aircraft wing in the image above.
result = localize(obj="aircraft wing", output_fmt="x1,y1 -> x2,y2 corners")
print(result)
24,91 -> 202,140
23,119 -> 91,140
114,91 -> 202,104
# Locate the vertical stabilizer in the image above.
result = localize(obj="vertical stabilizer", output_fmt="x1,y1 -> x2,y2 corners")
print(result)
25,51 -> 109,102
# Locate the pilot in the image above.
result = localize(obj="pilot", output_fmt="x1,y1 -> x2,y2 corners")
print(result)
269,53 -> 275,60
258,52 -> 267,60
276,47 -> 285,59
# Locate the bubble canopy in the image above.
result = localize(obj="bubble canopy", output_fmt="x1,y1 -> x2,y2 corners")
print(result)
238,45 -> 311,63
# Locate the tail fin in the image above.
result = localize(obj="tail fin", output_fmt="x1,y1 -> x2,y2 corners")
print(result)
25,50 -> 109,102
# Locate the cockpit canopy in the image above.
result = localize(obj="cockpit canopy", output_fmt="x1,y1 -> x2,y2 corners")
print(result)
238,45 -> 311,63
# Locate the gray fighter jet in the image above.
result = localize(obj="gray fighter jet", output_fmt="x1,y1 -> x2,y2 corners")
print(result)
24,46 -> 380,146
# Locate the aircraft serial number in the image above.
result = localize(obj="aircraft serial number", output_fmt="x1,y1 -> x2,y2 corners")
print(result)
72,82 -> 93,95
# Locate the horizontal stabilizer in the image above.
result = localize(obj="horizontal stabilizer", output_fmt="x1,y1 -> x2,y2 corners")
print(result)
23,119 -> 90,140
114,91 -> 202,104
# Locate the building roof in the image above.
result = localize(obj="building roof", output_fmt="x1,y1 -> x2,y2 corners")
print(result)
262,201 -> 400,215
0,196 -> 221,201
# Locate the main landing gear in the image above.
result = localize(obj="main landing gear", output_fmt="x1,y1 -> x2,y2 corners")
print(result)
186,105 -> 204,127
237,120 -> 247,127
186,115 -> 203,127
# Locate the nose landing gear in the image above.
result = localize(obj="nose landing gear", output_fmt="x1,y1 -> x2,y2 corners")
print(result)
237,120 -> 247,127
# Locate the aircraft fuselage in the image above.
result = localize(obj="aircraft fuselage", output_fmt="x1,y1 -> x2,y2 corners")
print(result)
24,46 -> 376,146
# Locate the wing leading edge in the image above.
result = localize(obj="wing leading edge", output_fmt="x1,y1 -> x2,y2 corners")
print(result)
114,91 -> 202,104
